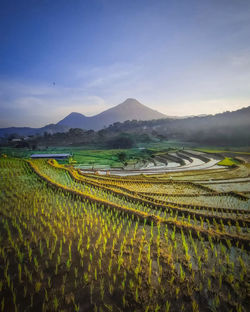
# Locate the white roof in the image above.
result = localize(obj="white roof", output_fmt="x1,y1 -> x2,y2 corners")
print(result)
31,153 -> 70,158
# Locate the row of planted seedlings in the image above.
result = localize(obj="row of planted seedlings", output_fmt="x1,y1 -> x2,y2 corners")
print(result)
0,158 -> 212,311
146,192 -> 250,210
76,168 -> 250,236
29,159 -> 168,218
204,181 -> 250,194
154,170 -> 247,186
33,159 -> 250,247
138,189 -> 249,201
141,192 -> 250,213
0,158 -> 162,311
32,158 -> 249,254
30,161 -> 248,288
140,192 -> 250,221
0,158 -> 81,311
47,160 -> 250,241
145,166 -> 229,180
79,171 -> 215,195
50,160 -> 249,228
1,158 -> 246,311
128,213 -> 249,312
172,168 -> 245,182
80,167 -> 250,311
149,221 -> 249,312
76,167 -> 250,217
134,192 -> 250,231
69,171 -> 250,236
75,169 -> 250,223
144,193 -> 250,235
0,158 -> 172,311
106,187 -> 249,311
0,158 -> 111,310
142,197 -> 250,238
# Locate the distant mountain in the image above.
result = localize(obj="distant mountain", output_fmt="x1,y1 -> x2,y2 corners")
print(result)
57,98 -> 167,130
1,99 -> 249,147
57,112 -> 89,129
0,124 -> 69,138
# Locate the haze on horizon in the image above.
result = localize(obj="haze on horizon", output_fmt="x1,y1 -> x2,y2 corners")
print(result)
0,0 -> 250,128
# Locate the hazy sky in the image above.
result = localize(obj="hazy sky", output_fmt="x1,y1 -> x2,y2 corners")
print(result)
1,0 -> 250,127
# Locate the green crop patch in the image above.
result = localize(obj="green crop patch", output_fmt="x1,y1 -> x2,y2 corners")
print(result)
217,157 -> 240,166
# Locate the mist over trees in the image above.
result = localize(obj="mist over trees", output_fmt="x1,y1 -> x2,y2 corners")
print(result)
1,106 -> 249,148
103,106 -> 250,147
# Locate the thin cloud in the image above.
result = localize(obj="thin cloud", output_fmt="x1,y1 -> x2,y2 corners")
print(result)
0,79 -> 109,126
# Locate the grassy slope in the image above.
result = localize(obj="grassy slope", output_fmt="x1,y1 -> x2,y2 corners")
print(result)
0,147 -> 153,168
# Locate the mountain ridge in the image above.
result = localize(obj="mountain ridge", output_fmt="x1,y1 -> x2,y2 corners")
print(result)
0,99 -> 249,141
57,98 -> 167,130
0,124 -> 70,138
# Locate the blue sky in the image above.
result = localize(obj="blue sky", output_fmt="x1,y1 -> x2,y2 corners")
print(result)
0,0 -> 250,127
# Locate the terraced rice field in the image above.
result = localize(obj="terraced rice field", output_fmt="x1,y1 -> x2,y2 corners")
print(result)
0,156 -> 249,312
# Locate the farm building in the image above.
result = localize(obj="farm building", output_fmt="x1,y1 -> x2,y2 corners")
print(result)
30,153 -> 71,159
